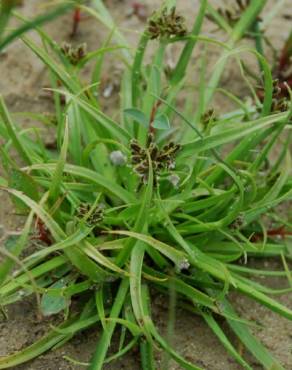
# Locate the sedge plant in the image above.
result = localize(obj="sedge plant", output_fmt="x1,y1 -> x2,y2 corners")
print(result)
0,0 -> 292,369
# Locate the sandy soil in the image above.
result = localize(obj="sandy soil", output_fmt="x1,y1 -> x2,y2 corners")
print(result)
0,1 -> 292,369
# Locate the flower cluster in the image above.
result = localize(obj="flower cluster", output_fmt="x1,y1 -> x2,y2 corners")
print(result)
130,133 -> 180,185
229,214 -> 245,230
148,7 -> 187,40
271,79 -> 289,113
76,202 -> 104,228
60,42 -> 87,65
201,108 -> 217,129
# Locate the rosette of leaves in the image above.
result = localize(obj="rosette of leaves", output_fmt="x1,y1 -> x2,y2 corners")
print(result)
0,1 -> 292,370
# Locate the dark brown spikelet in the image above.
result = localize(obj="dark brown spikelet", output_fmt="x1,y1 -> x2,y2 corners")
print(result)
201,108 -> 217,128
60,42 -> 87,65
148,7 -> 187,40
271,97 -> 289,113
130,133 -> 180,186
271,80 -> 289,112
229,213 -> 245,230
157,142 -> 181,170
76,202 -> 104,228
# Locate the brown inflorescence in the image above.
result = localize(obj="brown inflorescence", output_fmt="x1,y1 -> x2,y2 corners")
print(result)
76,202 -> 104,228
270,79 -> 289,113
130,133 -> 180,186
148,7 -> 187,40
60,42 -> 87,65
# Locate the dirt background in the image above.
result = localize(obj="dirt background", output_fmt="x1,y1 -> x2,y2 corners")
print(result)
0,0 -> 292,369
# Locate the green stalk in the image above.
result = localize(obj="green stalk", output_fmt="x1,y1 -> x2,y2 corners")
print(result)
140,339 -> 156,370
88,279 -> 129,370
131,31 -> 150,108
0,0 -> 14,40
0,96 -> 31,164
204,0 -> 267,107
170,0 -> 207,86
0,2 -> 75,52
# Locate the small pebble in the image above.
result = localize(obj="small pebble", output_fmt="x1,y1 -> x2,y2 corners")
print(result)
109,150 -> 127,166
168,174 -> 180,188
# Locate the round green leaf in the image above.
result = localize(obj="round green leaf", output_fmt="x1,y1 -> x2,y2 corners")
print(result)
152,114 -> 170,130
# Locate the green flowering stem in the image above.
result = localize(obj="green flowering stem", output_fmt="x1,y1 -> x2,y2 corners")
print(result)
170,0 -> 207,86
205,0 -> 267,107
131,31 -> 150,108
